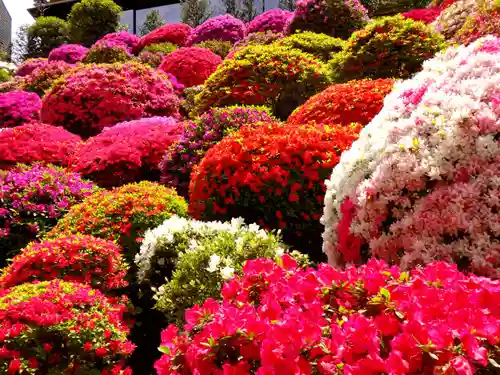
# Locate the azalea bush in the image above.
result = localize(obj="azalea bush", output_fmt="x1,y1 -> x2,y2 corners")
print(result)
137,23 -> 192,52
194,44 -> 330,120
322,36 -> 500,278
0,122 -> 82,169
186,15 -> 245,46
231,31 -> 283,52
287,79 -> 394,126
189,122 -> 361,260
48,43 -> 89,63
454,0 -> 500,45
161,106 -> 274,197
0,164 -> 97,264
402,8 -> 441,23
138,51 -> 165,68
95,30 -> 140,53
0,90 -> 41,128
40,62 -> 180,138
181,85 -> 204,116
275,31 -> 346,62
155,256 -> 500,375
159,47 -> 222,88
329,15 -> 447,82
15,58 -> 48,77
83,41 -> 134,64
432,0 -> 477,40
0,235 -> 128,292
70,117 -> 183,188
0,280 -> 134,374
47,181 -> 188,260
142,41 -> 177,55
245,9 -> 292,34
194,40 -> 233,58
19,60 -> 73,97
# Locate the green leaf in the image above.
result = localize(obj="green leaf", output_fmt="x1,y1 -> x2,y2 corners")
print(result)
158,346 -> 170,354
380,288 -> 390,300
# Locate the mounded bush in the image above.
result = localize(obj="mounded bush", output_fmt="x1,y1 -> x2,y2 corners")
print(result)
287,79 -> 394,126
432,0 -> 477,40
15,58 -> 47,77
189,121 -> 361,260
142,41 -> 177,55
275,31 -> 346,62
0,235 -> 128,292
402,8 -> 441,23
231,30 -> 283,52
155,257 -> 500,375
138,51 -> 165,68
194,40 -> 232,58
0,280 -> 134,374
83,41 -> 134,64
70,117 -> 183,188
245,9 -> 292,34
194,44 -> 330,120
40,62 -> 180,138
0,164 -> 98,264
322,36 -> 500,278
27,16 -> 69,58
19,60 -> 73,97
161,105 -> 274,197
47,181 -> 188,260
329,15 -> 447,82
137,23 -> 192,52
186,15 -> 245,46
454,0 -> 500,45
0,122 -> 82,169
48,43 -> 89,63
287,0 -> 369,38
180,84 -> 204,116
0,90 -> 41,128
95,30 -> 141,53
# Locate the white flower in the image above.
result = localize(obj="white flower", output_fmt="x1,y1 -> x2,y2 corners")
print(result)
276,247 -> 285,257
206,254 -> 221,273
220,266 -> 235,280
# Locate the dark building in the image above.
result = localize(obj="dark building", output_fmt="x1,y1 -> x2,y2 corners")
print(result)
0,0 -> 11,53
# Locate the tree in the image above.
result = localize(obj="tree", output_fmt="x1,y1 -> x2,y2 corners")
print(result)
180,0 -> 213,27
238,0 -> 257,21
220,0 -> 240,17
279,0 -> 296,10
139,10 -> 165,36
33,0 -> 50,16
27,17 -> 69,58
11,24 -> 29,64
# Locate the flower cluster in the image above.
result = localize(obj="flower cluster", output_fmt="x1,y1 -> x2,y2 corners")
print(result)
83,41 -> 134,64
15,58 -> 47,77
95,31 -> 141,53
40,62 -> 180,138
161,106 -> 274,197
0,78 -> 22,94
245,9 -> 292,34
189,122 -> 361,260
48,43 -> 89,63
287,0 -> 369,39
0,280 -> 134,374
194,40 -> 233,58
48,181 -> 188,260
453,1 -> 500,45
70,117 -> 183,188
402,8 -> 441,23
0,122 -> 82,169
275,31 -> 346,62
159,47 -> 222,88
155,257 -> 500,375
0,164 -> 97,263
0,90 -> 41,128
431,0 -> 477,40
329,15 -> 447,82
194,44 -> 330,120
19,60 -> 73,97
287,79 -> 394,127
0,235 -> 128,292
137,23 -> 192,52
322,36 -> 500,278
186,15 -> 245,46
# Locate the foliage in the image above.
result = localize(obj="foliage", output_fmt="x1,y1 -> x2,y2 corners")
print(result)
161,105 -> 274,197
0,90 -> 41,128
431,0 -> 477,40
142,41 -> 177,55
231,31 -> 283,53
180,84 -> 204,116
275,31 -> 346,61
70,117 -> 183,188
138,51 -> 165,68
48,43 -> 89,63
15,58 -> 47,77
27,16 -> 69,58
19,60 -> 73,97
246,9 -> 292,35
83,41 -> 134,64
0,280 -> 134,374
402,8 -> 441,23
47,181 -> 188,260
194,40 -> 232,58
140,10 -> 166,37
194,44 -> 330,120
0,235 -> 128,292
40,62 -> 180,138
322,36 -> 500,278
453,1 -> 500,45
186,14 -> 246,45
328,15 -> 447,82
181,0 -> 213,27
155,257 -> 500,375
279,0 -> 297,10
137,23 -> 193,52
11,24 -> 29,64
0,69 -> 10,83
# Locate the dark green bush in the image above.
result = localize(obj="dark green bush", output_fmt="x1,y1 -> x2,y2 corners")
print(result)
27,17 -> 69,58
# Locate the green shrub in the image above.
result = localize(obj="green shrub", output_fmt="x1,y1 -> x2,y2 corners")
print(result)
194,40 -> 233,58
142,41 -> 177,55
83,44 -> 133,64
275,31 -> 346,62
0,69 -> 11,82
27,17 -> 69,58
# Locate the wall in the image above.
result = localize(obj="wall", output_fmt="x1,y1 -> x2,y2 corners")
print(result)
0,0 -> 11,52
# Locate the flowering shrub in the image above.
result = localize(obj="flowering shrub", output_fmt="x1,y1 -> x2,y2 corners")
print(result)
0,280 -> 134,374
432,0 -> 477,40
231,31 -> 283,52
138,51 -> 165,68
402,8 -> 441,23
83,41 -> 134,64
137,23 -> 192,52
181,85 -> 204,116
0,122 -> 82,169
155,257 -> 500,375
0,164 -> 97,264
0,69 -> 11,83
142,41 -> 177,55
245,9 -> 292,34
287,79 -> 394,126
71,117 -> 183,188
159,47 -> 222,88
95,31 -> 140,53
41,62 -> 180,138
15,58 -> 47,77
287,0 -> 369,39
0,235 -> 128,292
0,77 -> 22,93
275,31 -> 346,62
454,1 -> 500,45
48,43 -> 89,63
19,60 -> 73,97
48,181 -> 188,259
161,106 -> 274,197
0,90 -> 41,128
189,122 -> 361,260
194,44 -> 330,120
329,15 -> 447,82
322,37 -> 500,278
186,15 -> 245,46
194,40 -> 233,58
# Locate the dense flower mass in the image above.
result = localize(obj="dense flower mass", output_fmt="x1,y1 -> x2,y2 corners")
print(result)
155,256 -> 500,375
402,8 -> 441,23
186,15 -> 245,46
95,31 -> 141,53
83,41 -> 134,64
431,0 -> 477,40
19,60 -> 73,97
322,36 -> 500,277
48,181 -> 188,259
137,23 -> 192,52
245,9 -> 292,34
194,44 -> 330,120
70,117 -> 183,188
0,164 -> 97,264
138,50 -> 165,68
275,31 -> 346,62
287,79 -> 394,126
159,47 -> 222,88
189,122 -> 361,260
40,62 -> 180,138
453,1 -> 500,45
48,44 -> 89,63
15,58 -> 48,77
161,106 -> 274,197
0,280 -> 134,374
0,235 -> 128,292
0,122 -> 82,169
0,90 -> 41,128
